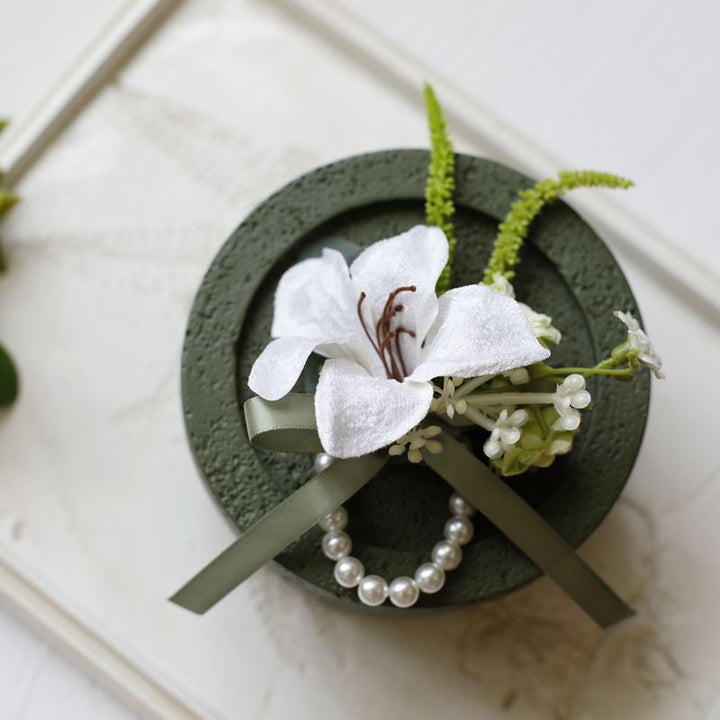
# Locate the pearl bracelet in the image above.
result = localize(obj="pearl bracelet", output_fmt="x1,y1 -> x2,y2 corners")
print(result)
315,453 -> 476,608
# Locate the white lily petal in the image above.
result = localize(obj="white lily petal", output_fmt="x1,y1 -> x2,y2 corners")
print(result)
272,249 -> 358,340
408,284 -> 550,382
315,359 -> 433,458
350,225 -> 448,308
350,225 -> 448,368
248,336 -> 320,401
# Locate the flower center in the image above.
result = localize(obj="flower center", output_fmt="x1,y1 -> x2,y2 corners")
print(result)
357,286 -> 417,381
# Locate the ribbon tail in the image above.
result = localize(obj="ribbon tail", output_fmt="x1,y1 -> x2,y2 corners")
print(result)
170,453 -> 387,614
424,432 -> 634,629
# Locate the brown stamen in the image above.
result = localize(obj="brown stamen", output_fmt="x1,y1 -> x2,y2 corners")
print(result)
356,286 -> 417,381
357,292 -> 392,379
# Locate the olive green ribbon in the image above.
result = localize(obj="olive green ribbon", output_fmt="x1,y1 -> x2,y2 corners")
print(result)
171,394 -> 633,627
422,433 -> 634,628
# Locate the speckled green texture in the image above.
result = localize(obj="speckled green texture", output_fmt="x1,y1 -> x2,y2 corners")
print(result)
181,151 -> 650,612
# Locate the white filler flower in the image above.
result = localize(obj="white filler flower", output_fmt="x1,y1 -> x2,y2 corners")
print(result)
614,310 -> 664,379
552,374 -> 591,431
249,226 -> 549,458
483,409 -> 529,459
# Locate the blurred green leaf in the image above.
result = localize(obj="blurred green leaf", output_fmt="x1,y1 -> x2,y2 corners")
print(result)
0,188 -> 18,216
0,343 -> 19,407
0,118 -> 18,404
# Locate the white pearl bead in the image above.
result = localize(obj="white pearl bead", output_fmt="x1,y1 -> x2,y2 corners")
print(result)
357,575 -> 388,606
322,531 -> 352,560
448,492 -> 476,517
321,487 -> 476,604
334,556 -> 364,588
414,563 -> 445,594
319,506 -> 348,532
388,576 -> 419,608
432,540 -> 462,570
444,515 -> 474,546
314,452 -> 335,473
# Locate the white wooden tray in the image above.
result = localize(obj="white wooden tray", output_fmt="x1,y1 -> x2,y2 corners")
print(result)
1,1 -> 719,718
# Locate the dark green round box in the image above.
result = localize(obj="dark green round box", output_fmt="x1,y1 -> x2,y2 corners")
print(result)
181,150 -> 649,612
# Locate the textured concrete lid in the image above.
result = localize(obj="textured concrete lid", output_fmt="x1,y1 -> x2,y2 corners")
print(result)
181,150 -> 650,612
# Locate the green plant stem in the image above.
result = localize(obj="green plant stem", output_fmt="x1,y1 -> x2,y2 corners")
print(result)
0,117 -> 19,398
462,405 -> 495,430
532,364 -> 635,380
0,189 -> 19,216
453,375 -> 492,400
465,391 -> 557,406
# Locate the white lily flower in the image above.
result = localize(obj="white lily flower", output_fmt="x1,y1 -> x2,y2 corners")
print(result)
483,409 -> 529,460
249,226 -> 550,458
552,374 -> 591,431
489,272 -> 561,345
614,310 -> 664,379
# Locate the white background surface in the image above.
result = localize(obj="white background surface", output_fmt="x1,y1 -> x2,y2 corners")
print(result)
338,0 -> 720,277
0,0 -> 124,119
2,2 -> 140,717
1,1 -> 719,719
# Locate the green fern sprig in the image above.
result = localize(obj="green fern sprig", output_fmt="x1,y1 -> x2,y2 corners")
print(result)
483,170 -> 633,284
424,84 -> 456,295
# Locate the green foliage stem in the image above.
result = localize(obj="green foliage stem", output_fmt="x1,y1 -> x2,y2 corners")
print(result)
0,188 -> 18,216
0,118 -> 19,404
483,170 -> 633,284
0,119 -> 19,272
423,84 -> 456,294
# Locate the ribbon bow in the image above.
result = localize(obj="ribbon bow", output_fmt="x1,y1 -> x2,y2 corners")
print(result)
171,394 -> 633,628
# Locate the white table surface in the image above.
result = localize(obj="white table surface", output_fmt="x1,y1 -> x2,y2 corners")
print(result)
339,0 -> 720,278
0,0 -> 124,120
1,1 -> 719,719
2,2 -> 145,717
